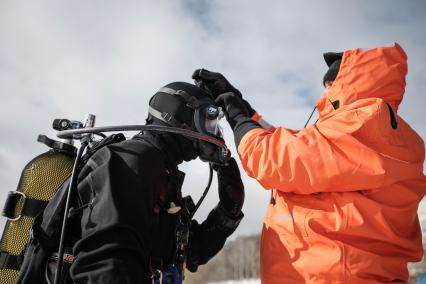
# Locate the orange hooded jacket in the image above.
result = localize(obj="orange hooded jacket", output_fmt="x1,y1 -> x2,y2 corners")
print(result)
238,44 -> 426,283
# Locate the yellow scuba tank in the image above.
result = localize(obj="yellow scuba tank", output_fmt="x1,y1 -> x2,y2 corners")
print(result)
0,135 -> 76,284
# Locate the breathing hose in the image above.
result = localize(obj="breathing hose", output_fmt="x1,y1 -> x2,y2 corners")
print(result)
57,125 -> 228,152
190,163 -> 214,219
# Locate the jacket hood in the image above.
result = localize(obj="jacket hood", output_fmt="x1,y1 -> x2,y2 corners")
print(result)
316,43 -> 408,119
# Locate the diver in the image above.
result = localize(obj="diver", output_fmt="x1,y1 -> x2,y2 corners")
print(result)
16,81 -> 244,284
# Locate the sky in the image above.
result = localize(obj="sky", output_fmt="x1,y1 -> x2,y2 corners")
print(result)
1,0 -> 426,238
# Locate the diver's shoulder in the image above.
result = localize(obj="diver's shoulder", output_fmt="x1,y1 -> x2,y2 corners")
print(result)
89,138 -> 165,168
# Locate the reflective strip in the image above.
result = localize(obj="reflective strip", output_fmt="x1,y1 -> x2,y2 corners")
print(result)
158,87 -> 180,95
148,106 -> 166,123
148,106 -> 184,128
258,117 -> 273,131
251,112 -> 273,131
157,87 -> 199,109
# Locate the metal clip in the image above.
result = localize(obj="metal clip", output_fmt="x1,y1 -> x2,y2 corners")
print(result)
2,191 -> 27,221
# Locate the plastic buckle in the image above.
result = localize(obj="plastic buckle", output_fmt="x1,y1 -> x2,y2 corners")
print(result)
2,191 -> 27,221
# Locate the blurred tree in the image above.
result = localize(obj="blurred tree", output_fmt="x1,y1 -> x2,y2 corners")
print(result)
187,234 -> 260,283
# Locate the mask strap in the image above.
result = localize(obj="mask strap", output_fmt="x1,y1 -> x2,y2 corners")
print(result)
158,87 -> 181,95
148,106 -> 189,129
158,87 -> 200,109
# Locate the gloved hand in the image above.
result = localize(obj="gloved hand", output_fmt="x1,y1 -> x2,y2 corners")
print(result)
192,68 -> 241,99
215,157 -> 244,217
215,92 -> 261,147
192,68 -> 256,117
215,92 -> 250,130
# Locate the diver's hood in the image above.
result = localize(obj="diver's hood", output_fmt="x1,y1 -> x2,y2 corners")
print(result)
147,82 -> 229,165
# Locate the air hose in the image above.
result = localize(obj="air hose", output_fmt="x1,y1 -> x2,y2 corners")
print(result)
190,163 -> 214,219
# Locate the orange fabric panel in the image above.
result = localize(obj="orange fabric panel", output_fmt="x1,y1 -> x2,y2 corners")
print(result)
239,99 -> 425,194
237,43 -> 426,283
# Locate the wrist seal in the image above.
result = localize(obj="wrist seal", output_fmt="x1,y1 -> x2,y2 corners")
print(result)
213,203 -> 244,231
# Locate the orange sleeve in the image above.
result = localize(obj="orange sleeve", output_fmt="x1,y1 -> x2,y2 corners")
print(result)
237,102 -> 421,194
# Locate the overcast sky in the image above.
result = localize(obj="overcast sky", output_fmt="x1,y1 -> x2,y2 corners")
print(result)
1,0 -> 425,237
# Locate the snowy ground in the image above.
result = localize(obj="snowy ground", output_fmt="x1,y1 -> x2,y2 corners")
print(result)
208,279 -> 260,284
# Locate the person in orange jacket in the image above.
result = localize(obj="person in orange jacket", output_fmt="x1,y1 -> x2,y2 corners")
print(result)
192,43 -> 426,284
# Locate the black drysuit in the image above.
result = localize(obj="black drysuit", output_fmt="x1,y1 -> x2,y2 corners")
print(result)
67,132 -> 243,283
16,131 -> 243,284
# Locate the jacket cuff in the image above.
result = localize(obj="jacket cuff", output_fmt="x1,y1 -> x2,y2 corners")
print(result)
233,115 -> 261,148
251,112 -> 274,131
251,112 -> 261,121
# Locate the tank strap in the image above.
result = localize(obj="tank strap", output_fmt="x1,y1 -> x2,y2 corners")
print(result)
22,199 -> 48,218
0,251 -> 20,270
148,106 -> 190,129
158,87 -> 200,109
2,191 -> 48,221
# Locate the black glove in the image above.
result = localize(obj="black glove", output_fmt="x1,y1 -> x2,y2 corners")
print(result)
215,92 -> 249,129
192,69 -> 241,99
192,68 -> 256,117
215,158 -> 245,217
215,92 -> 261,146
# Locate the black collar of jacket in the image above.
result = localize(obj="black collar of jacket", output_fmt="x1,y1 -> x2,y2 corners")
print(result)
132,132 -> 178,170
133,131 -> 197,169
133,131 -> 187,211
